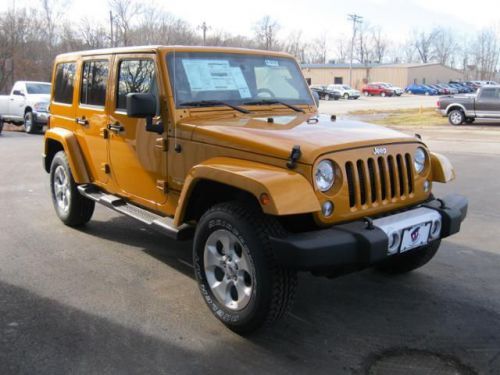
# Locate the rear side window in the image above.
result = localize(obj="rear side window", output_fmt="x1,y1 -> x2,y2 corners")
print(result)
480,88 -> 496,99
116,59 -> 157,110
80,60 -> 109,107
53,63 -> 76,104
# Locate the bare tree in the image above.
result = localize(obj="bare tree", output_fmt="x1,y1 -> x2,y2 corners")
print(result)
411,29 -> 438,63
253,16 -> 280,50
471,27 -> 500,80
308,35 -> 328,64
371,27 -> 387,63
432,27 -> 458,67
109,0 -> 142,46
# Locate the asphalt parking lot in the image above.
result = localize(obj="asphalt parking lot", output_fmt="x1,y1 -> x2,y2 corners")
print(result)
1,122 -> 499,374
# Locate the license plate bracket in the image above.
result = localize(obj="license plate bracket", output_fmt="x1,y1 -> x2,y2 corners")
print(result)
399,221 -> 432,253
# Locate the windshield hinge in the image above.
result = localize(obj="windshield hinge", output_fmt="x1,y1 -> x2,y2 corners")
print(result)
286,145 -> 301,169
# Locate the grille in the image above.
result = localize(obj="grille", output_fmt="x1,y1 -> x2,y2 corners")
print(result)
346,154 -> 414,208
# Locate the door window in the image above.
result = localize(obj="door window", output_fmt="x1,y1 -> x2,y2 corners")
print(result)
80,60 -> 109,107
116,59 -> 157,111
53,63 -> 76,104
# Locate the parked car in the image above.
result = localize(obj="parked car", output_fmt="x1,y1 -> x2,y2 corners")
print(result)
0,81 -> 51,133
310,85 -> 341,101
361,83 -> 394,97
427,84 -> 449,95
43,45 -> 467,333
405,84 -> 438,95
436,84 -> 459,95
464,81 -> 481,91
449,83 -> 471,93
437,85 -> 500,125
372,82 -> 403,96
327,84 -> 360,99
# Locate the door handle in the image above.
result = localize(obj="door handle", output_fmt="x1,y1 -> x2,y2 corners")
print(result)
107,122 -> 124,133
76,117 -> 89,126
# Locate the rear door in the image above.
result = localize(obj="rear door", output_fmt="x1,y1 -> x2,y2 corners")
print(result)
475,87 -> 500,118
107,54 -> 167,207
74,57 -> 112,187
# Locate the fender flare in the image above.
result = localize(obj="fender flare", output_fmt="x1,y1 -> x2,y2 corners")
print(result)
445,103 -> 467,115
430,152 -> 455,183
43,128 -> 90,183
173,157 -> 321,226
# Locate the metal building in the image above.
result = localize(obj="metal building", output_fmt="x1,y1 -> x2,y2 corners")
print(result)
302,63 -> 463,89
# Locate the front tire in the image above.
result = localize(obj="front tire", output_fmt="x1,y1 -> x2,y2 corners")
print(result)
344,93 -> 350,100
24,111 -> 38,134
193,201 -> 296,334
324,94 -> 330,101
0,117 -> 4,135
50,151 -> 95,226
381,92 -> 386,97
448,109 -> 465,126
376,240 -> 441,274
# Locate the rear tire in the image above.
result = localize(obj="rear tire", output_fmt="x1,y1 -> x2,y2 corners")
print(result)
381,92 -> 386,97
0,117 -> 4,135
448,109 -> 465,126
193,201 -> 297,334
324,94 -> 330,101
344,93 -> 350,100
50,151 -> 95,226
376,240 -> 441,274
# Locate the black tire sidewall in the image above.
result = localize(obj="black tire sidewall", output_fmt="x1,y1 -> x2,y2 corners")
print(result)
24,111 -> 36,134
193,206 -> 273,331
50,152 -> 73,222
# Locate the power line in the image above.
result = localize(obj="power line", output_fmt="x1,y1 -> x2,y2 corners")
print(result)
348,14 -> 363,87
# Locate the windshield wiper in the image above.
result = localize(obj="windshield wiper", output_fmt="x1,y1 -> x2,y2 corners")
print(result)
178,100 -> 250,114
243,99 -> 305,113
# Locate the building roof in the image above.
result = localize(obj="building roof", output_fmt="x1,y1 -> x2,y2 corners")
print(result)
301,62 -> 455,70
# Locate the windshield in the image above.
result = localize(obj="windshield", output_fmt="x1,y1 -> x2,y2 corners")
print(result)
342,85 -> 352,90
26,83 -> 51,94
166,52 -> 313,108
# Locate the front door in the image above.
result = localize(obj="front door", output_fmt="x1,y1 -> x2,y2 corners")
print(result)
475,87 -> 500,118
107,54 -> 167,208
74,57 -> 112,187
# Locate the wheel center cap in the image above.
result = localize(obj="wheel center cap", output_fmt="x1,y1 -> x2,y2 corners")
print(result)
226,262 -> 237,278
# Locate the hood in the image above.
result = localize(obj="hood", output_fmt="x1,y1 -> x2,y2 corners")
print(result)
183,113 -> 419,164
27,94 -> 50,102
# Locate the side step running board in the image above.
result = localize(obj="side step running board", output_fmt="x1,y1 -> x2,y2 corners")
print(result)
77,184 -> 194,240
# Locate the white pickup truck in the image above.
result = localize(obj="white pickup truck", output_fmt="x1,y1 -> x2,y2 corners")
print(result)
0,81 -> 51,134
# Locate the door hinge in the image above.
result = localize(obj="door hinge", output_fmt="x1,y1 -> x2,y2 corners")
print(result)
101,163 -> 110,174
156,179 -> 167,192
155,138 -> 168,151
100,127 -> 109,139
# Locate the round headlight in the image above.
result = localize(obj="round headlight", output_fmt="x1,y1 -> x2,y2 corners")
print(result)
315,160 -> 335,192
414,147 -> 427,174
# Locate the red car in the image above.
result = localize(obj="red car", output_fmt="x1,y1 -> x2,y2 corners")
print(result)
361,83 -> 394,97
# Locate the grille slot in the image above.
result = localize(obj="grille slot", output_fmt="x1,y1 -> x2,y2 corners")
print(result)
345,153 -> 414,209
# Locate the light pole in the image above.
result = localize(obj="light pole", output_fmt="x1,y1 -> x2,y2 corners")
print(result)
348,14 -> 363,87
198,22 -> 210,46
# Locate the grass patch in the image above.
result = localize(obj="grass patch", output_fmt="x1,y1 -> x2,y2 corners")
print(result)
348,107 -> 448,126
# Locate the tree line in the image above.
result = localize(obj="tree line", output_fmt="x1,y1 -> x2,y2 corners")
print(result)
1,0 -> 499,93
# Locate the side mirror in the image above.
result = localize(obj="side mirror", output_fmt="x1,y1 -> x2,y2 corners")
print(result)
126,93 -> 163,134
312,91 -> 320,108
13,90 -> 24,96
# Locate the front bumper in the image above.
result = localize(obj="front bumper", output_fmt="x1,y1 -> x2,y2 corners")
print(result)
33,111 -> 49,124
270,194 -> 467,271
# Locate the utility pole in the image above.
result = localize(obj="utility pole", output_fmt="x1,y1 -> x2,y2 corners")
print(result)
348,14 -> 363,87
198,22 -> 210,46
109,11 -> 114,47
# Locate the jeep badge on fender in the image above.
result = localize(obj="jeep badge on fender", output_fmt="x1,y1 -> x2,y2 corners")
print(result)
43,46 -> 468,334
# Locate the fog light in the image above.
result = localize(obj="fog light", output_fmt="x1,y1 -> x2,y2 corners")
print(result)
388,231 -> 401,254
322,201 -> 334,217
431,220 -> 441,238
423,180 -> 431,192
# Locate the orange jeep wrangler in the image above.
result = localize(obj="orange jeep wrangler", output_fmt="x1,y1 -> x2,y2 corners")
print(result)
43,46 -> 467,333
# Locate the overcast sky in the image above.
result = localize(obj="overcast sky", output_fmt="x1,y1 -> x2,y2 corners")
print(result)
3,0 -> 500,42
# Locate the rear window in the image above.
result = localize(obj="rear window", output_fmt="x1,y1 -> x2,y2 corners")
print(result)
27,83 -> 51,94
53,63 -> 76,104
80,60 -> 109,107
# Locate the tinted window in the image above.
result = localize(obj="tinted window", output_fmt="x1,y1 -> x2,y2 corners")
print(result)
26,83 -> 51,94
53,63 -> 76,104
116,59 -> 157,110
480,88 -> 500,99
80,60 -> 109,107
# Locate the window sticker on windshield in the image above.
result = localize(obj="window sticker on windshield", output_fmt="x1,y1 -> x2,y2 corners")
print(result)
182,59 -> 251,98
265,60 -> 279,67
